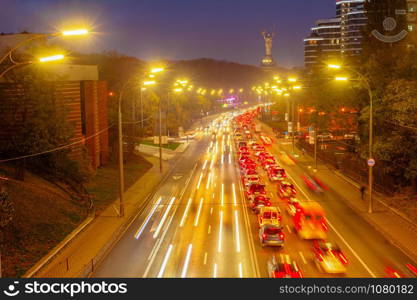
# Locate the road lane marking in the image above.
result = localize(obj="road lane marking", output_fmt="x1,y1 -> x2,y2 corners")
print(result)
179,198 -> 192,227
208,225 -> 211,234
157,244 -> 173,278
194,197 -> 204,227
202,159 -> 208,170
134,196 -> 162,239
213,263 -> 218,278
286,224 -> 292,234
148,238 -> 160,260
218,211 -> 223,253
153,197 -> 176,239
181,244 -> 193,278
239,262 -> 243,278
210,207 -> 213,215
234,210 -> 241,253
203,252 -> 208,265
299,251 -> 307,264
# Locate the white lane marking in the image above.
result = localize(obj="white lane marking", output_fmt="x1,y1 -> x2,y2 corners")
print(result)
210,207 -> 213,215
157,244 -> 173,278
208,225 -> 211,234
181,244 -> 193,278
197,172 -> 204,189
218,211 -> 223,253
280,155 -> 377,278
179,198 -> 192,227
232,183 -> 237,206
213,263 -> 218,278
153,197 -> 176,239
299,251 -> 307,265
202,159 -> 208,170
194,197 -> 204,226
239,262 -> 243,278
203,252 -> 208,265
134,196 -> 162,239
286,224 -> 292,234
234,210 -> 241,253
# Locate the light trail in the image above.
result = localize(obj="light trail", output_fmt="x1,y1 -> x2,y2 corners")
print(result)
194,197 -> 204,226
232,183 -> 237,206
206,172 -> 212,189
221,154 -> 224,165
238,262 -> 243,278
234,210 -> 241,253
180,244 -> 193,278
221,183 -> 224,206
213,263 -> 218,278
202,159 -> 208,170
179,198 -> 192,227
218,211 -> 223,253
196,172 -> 204,189
134,196 -> 162,239
153,197 -> 175,239
229,153 -> 232,164
157,244 -> 173,278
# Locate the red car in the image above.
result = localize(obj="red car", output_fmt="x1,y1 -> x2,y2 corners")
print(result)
238,146 -> 250,156
246,183 -> 266,197
268,167 -> 286,181
249,195 -> 271,213
262,159 -> 276,170
267,256 -> 303,278
278,181 -> 296,198
242,168 -> 258,176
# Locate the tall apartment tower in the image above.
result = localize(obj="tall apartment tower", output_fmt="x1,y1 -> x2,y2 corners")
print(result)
336,0 -> 367,57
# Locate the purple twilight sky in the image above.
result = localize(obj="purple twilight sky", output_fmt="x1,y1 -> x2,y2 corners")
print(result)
1,0 -> 337,68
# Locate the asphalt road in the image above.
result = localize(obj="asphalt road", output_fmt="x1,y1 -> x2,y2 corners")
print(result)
93,112 -> 414,278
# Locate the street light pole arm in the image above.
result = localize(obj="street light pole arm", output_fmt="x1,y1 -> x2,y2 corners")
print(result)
0,61 -> 32,79
0,33 -> 54,66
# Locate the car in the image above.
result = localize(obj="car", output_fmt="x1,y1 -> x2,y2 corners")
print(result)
259,154 -> 275,163
251,143 -> 260,150
258,206 -> 281,227
249,195 -> 271,213
260,135 -> 273,145
312,241 -> 348,274
262,159 -> 276,170
278,181 -> 296,198
242,174 -> 260,187
302,174 -> 323,193
246,183 -> 267,198
241,169 -> 258,177
286,198 -> 301,216
317,132 -> 334,141
238,155 -> 251,163
241,162 -> 257,171
237,141 -> 247,148
238,146 -> 250,156
268,167 -> 286,181
253,145 -> 265,152
267,255 -> 302,278
259,224 -> 285,247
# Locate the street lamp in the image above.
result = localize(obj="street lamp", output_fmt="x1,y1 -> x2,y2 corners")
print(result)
329,64 -> 374,213
0,53 -> 65,78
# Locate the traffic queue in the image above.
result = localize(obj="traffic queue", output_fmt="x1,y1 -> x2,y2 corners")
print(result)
232,109 -> 349,278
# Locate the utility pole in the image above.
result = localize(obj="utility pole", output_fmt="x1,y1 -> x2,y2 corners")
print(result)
368,87 -> 374,213
158,97 -> 163,173
117,89 -> 125,217
292,99 -> 295,153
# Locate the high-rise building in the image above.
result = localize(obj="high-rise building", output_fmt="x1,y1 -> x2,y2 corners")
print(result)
336,0 -> 367,56
304,18 -> 341,68
407,0 -> 417,31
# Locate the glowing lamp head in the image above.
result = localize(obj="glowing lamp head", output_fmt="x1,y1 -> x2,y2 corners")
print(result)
62,29 -> 88,36
39,54 -> 64,62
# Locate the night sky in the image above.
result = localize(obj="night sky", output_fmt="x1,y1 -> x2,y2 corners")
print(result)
1,0 -> 336,68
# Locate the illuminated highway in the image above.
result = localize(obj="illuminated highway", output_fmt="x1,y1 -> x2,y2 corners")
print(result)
94,111 -> 414,278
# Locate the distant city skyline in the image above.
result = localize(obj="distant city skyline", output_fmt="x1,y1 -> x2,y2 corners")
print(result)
1,0 -> 336,67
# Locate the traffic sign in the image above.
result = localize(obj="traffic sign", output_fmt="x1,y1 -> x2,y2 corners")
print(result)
367,158 -> 375,167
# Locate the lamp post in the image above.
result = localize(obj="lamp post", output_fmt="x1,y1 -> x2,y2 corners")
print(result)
330,65 -> 374,213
